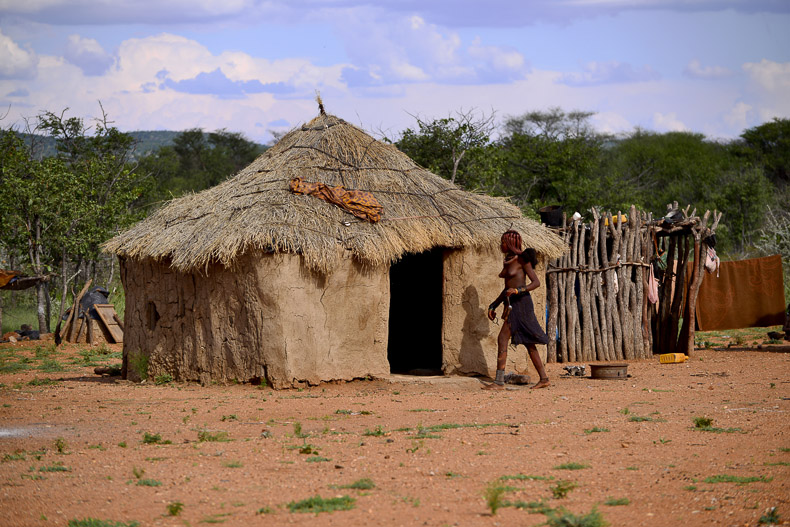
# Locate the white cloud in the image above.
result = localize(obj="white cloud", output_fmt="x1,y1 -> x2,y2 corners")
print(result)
724,101 -> 752,130
467,37 -> 527,80
0,30 -> 38,79
64,34 -> 114,76
591,111 -> 633,135
652,111 -> 688,132
559,61 -> 661,86
683,59 -> 732,79
0,33 -> 350,142
742,59 -> 790,122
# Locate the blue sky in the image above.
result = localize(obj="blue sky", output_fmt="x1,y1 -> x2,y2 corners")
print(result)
1,1 -> 788,143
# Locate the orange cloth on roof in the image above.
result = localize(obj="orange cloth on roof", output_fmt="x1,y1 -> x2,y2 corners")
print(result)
289,177 -> 382,223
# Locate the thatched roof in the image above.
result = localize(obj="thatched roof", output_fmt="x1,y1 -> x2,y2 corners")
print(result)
104,112 -> 566,274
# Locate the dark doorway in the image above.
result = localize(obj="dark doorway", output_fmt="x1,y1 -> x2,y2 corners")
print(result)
387,247 -> 444,374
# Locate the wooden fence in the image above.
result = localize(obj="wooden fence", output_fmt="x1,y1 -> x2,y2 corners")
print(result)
545,204 -> 721,363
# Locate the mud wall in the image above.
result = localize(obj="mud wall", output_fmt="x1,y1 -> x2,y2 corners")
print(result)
442,247 -> 547,380
120,250 -> 390,388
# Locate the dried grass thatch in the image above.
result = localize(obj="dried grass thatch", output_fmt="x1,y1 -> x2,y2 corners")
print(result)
104,113 -> 566,274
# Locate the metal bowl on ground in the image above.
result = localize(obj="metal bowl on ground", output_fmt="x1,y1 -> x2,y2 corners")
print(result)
589,363 -> 628,379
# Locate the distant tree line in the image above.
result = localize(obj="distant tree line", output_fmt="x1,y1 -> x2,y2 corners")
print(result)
1,104 -> 788,333
395,108 -> 789,261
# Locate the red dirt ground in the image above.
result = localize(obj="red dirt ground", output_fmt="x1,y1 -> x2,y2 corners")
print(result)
1,333 -> 788,527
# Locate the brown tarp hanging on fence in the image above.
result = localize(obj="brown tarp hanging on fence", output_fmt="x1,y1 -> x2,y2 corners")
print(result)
696,255 -> 786,330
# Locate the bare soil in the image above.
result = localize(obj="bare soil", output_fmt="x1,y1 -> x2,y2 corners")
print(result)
1,330 -> 789,527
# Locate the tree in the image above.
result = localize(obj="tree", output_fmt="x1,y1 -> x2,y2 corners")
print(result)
603,129 -> 775,255
737,117 -> 790,188
754,207 -> 790,301
0,131 -> 73,330
497,108 -> 609,214
0,106 -> 154,332
396,108 -> 496,189
141,128 -> 263,197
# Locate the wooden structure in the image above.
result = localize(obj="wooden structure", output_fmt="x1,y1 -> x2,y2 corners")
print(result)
546,203 -> 721,363
59,280 -> 124,345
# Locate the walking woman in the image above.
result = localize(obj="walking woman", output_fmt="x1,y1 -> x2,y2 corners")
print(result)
486,230 -> 550,389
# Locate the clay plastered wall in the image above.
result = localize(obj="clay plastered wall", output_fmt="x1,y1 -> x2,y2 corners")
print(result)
121,250 -> 390,388
442,247 -> 547,379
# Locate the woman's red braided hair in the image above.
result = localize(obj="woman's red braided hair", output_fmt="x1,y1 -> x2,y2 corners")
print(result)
501,230 -> 523,255
501,230 -> 538,268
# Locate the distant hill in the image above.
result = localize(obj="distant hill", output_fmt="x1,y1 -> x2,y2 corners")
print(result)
18,130 -> 265,160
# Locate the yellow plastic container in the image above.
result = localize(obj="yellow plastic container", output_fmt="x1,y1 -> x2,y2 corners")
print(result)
659,353 -> 688,364
604,214 -> 627,226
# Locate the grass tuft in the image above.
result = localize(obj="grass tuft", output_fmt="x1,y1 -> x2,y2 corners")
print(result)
583,427 -> 609,434
287,495 -> 355,514
704,474 -> 773,484
67,520 -> 140,527
338,478 -> 375,490
500,474 -> 553,481
550,480 -> 578,499
363,425 -> 387,437
38,462 -> 70,472
484,481 -> 506,515
604,497 -> 630,506
759,507 -> 781,525
142,432 -> 171,445
553,462 -> 590,470
197,430 -> 230,442
545,506 -> 608,527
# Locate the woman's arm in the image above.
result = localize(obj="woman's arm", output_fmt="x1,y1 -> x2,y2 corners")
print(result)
521,261 -> 540,292
489,288 -> 508,310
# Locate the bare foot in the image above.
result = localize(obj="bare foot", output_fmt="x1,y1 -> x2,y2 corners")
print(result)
482,382 -> 506,390
530,379 -> 550,389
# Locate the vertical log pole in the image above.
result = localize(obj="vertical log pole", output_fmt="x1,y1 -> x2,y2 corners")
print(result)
547,261 -> 559,363
578,223 -> 594,361
599,215 -> 614,360
588,212 -> 604,360
558,215 -> 568,363
607,212 -> 624,360
657,235 -> 676,354
575,222 -> 585,362
564,220 -> 577,362
668,235 -> 690,354
684,211 -> 719,356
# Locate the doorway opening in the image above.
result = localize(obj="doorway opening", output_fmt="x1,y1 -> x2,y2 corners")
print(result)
387,247 -> 444,374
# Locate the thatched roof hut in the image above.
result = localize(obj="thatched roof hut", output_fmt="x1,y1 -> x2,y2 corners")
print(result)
105,111 -> 565,388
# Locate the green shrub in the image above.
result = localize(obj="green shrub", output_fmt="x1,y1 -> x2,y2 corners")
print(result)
694,417 -> 714,428
484,481 -> 506,515
550,480 -> 578,499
